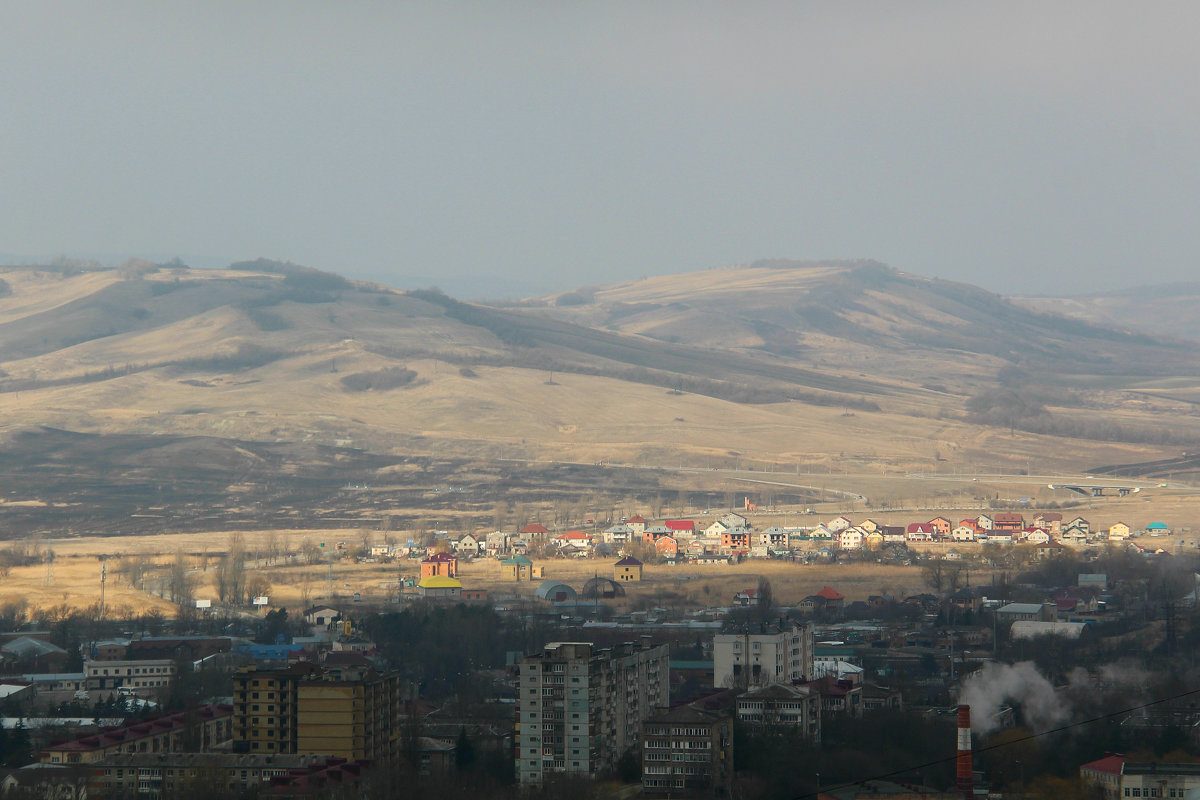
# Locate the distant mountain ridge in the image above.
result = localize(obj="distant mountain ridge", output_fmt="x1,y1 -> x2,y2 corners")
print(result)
0,258 -> 1198,477
1014,282 -> 1200,343
535,259 -> 1188,378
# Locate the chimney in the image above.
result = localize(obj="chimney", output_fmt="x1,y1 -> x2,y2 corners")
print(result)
956,704 -> 974,800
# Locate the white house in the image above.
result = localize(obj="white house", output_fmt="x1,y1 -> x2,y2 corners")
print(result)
837,528 -> 864,550
705,520 -> 732,538
455,534 -> 481,556
485,531 -> 511,555
826,516 -> 852,533
757,527 -> 790,549
1066,516 -> 1091,536
976,514 -> 994,531
721,512 -> 749,529
625,515 -> 648,535
951,525 -> 977,542
603,524 -> 634,544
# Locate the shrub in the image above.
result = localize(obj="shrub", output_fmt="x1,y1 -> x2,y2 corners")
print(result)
246,308 -> 292,331
340,367 -> 418,392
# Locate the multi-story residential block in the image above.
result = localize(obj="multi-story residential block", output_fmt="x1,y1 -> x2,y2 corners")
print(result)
90,752 -> 338,797
232,661 -> 403,760
642,702 -> 733,797
712,624 -> 814,689
40,705 -> 233,764
515,640 -> 668,785
735,683 -> 821,741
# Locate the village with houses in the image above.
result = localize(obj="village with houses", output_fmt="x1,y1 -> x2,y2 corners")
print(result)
392,501 -> 1184,605
3,487 -> 1198,800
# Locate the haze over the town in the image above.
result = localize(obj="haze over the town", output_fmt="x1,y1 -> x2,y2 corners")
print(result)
3,2 -> 1200,298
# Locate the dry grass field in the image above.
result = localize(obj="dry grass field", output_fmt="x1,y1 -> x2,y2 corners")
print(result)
5,489 -> 1199,619
3,265 -> 1200,621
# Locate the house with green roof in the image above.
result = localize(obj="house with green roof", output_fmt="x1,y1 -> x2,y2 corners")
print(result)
500,555 -> 535,581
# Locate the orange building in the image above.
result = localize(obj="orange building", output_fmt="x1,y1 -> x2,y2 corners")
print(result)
420,552 -> 458,579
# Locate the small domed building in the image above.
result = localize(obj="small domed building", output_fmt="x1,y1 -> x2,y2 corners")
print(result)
581,576 -> 626,600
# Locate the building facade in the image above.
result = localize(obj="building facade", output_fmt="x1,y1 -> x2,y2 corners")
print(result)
41,705 -> 233,764
735,683 -> 821,741
85,659 -> 177,696
712,624 -> 814,689
516,640 -> 668,785
232,662 -> 403,760
642,703 -> 733,797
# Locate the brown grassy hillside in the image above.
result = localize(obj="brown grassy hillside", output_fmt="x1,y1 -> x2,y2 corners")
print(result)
0,260 -> 1197,486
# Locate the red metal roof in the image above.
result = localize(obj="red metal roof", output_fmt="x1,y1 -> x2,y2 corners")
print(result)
42,704 -> 232,754
556,531 -> 591,540
816,586 -> 844,600
1081,754 -> 1125,775
520,523 -> 548,534
665,520 -> 695,531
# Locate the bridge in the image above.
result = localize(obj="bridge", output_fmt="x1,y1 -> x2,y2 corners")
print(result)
1048,483 -> 1142,497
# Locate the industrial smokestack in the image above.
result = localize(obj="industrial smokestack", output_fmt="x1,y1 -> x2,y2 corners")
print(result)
956,704 -> 974,799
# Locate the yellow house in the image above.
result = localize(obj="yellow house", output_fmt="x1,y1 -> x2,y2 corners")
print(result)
501,555 -> 534,581
614,556 -> 643,582
418,575 -> 462,599
859,519 -> 881,533
1108,522 -> 1132,541
864,530 -> 884,550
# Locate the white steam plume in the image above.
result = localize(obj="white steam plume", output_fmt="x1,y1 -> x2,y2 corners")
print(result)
958,661 -> 1068,736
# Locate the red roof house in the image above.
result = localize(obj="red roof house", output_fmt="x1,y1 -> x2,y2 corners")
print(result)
906,523 -> 935,540
665,520 -> 696,534
420,552 -> 458,578
993,512 -> 1025,531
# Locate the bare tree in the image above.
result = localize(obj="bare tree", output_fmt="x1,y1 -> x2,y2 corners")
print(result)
216,534 -> 247,604
755,576 -> 775,623
169,548 -> 195,608
245,575 -> 272,606
265,531 -> 281,565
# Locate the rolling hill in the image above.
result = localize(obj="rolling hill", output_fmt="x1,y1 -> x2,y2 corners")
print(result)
1014,282 -> 1200,343
0,257 -> 1198,497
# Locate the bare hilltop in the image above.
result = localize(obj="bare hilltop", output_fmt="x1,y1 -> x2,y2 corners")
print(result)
1,257 -> 1199,535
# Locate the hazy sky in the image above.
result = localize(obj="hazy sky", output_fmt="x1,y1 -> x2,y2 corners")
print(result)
3,2 -> 1199,298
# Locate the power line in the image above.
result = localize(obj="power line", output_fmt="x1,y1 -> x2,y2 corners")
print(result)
795,686 -> 1200,800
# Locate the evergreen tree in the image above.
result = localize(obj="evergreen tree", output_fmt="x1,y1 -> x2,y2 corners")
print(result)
455,727 -> 476,771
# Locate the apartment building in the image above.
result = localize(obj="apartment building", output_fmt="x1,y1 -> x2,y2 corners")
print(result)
516,639 -> 668,785
41,705 -> 233,764
90,752 -> 333,797
735,683 -> 821,741
232,661 -> 403,760
712,623 -> 814,689
641,702 -> 734,797
84,658 -> 177,696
